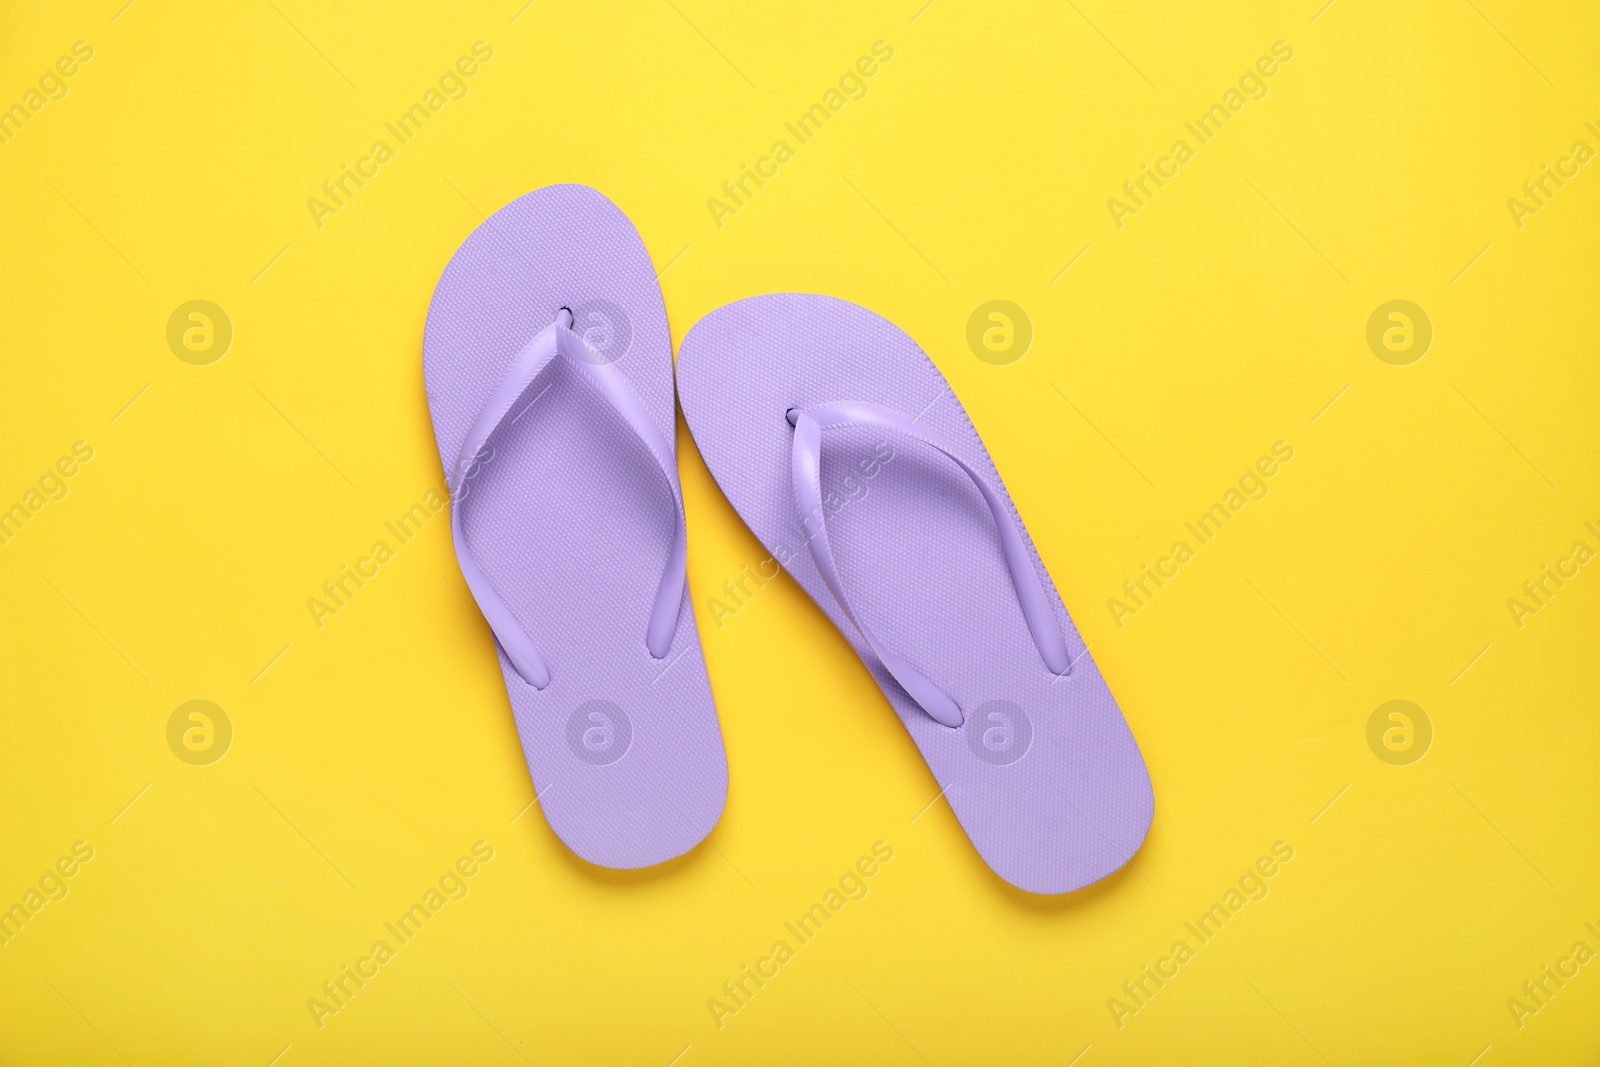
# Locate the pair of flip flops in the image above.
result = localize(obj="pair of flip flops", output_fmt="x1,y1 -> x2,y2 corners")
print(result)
423,185 -> 1153,895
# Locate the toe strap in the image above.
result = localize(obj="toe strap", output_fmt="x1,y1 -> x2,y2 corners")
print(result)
450,309 -> 687,689
787,400 -> 1070,726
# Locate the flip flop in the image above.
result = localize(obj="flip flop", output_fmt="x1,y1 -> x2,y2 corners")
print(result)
423,184 -> 727,869
677,294 -> 1153,894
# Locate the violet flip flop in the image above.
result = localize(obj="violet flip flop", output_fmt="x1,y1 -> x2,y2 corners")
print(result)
423,184 -> 727,869
677,294 -> 1153,894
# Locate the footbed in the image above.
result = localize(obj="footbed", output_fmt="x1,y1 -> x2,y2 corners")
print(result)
677,294 -> 1152,894
423,184 -> 727,869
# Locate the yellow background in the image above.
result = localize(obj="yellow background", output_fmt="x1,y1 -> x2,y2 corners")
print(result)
2,0 -> 1597,1063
